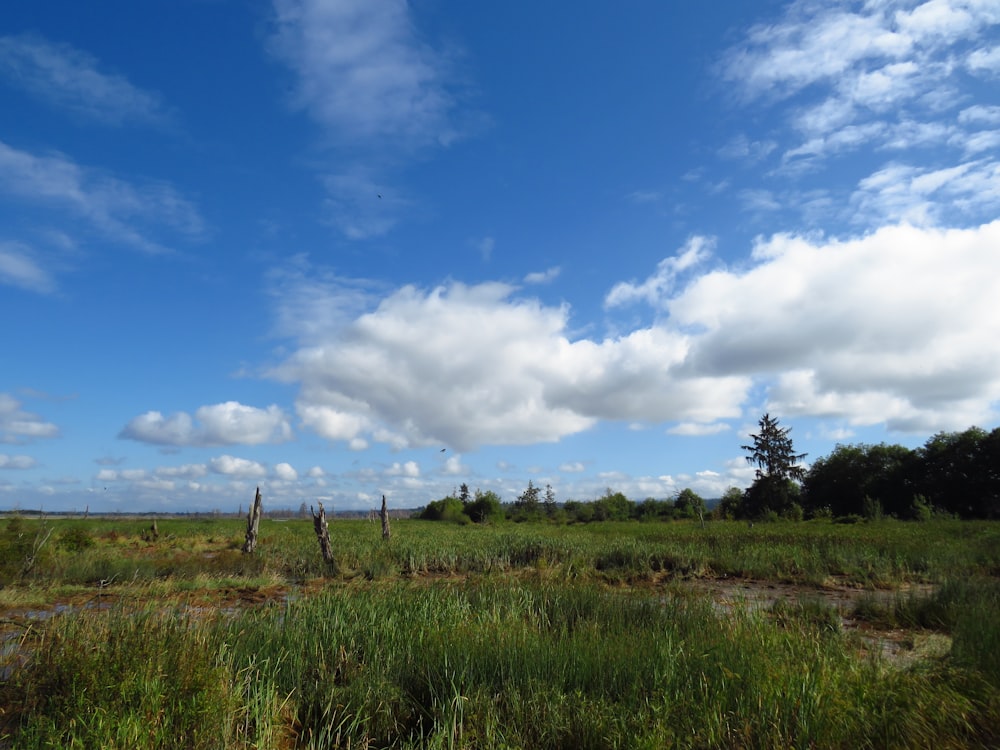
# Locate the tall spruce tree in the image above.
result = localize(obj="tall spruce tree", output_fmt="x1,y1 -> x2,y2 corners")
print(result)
741,414 -> 807,518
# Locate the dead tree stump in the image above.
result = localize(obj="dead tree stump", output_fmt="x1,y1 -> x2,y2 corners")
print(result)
311,502 -> 334,563
380,495 -> 391,541
242,487 -> 263,553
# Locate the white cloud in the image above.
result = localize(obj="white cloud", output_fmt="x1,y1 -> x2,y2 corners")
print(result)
524,266 -> 561,285
0,454 -> 36,469
386,460 -> 419,478
605,236 -> 714,309
442,456 -> 465,475
0,393 -> 59,444
0,33 -> 169,125
209,455 -> 268,478
270,272 -> 751,452
97,468 -> 147,482
0,140 -> 204,254
274,462 -> 298,481
722,0 -> 1000,194
269,0 -> 458,148
958,105 -> 1000,126
968,44 -> 1000,74
307,466 -> 326,478
0,241 -> 55,293
850,159 -> 1000,226
558,461 -> 586,473
120,402 -> 293,446
670,221 -> 1000,431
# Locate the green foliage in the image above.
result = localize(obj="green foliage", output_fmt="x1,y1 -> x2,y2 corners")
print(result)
803,427 -> 1000,520
511,480 -> 543,521
465,490 -> 504,524
715,487 -> 744,520
57,526 -> 94,552
592,489 -> 632,521
741,414 -> 807,518
673,488 -> 706,519
418,496 -> 469,524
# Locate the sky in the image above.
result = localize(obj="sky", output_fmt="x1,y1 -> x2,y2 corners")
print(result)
1,0 -> 999,514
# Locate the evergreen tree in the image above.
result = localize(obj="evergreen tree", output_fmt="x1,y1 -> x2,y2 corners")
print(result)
543,483 -> 557,515
741,414 -> 807,518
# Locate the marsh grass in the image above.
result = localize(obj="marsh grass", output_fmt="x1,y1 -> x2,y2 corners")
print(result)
3,517 -> 1000,747
4,578 -> 1000,749
5,517 -> 999,591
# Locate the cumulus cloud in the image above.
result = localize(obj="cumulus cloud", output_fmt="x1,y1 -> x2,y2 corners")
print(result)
120,402 -> 293,446
274,462 -> 298,480
209,455 -> 268,478
270,272 -> 749,452
0,33 -> 169,125
0,393 -> 59,444
270,218 -> 1000,451
671,221 -> 1000,432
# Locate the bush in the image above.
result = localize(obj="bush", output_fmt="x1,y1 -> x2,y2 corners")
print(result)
466,491 -> 504,524
58,526 -> 95,552
419,497 -> 469,524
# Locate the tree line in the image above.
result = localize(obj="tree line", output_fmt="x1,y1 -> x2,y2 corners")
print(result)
420,416 -> 1000,523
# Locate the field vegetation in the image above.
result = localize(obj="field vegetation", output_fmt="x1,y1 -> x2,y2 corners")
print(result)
1,515 -> 999,748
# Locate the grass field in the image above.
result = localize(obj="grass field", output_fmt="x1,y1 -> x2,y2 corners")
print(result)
1,516 -> 999,748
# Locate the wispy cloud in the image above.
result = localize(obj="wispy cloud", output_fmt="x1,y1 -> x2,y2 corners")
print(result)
0,241 -> 55,293
0,33 -> 169,126
605,236 -> 713,309
719,0 -> 1000,230
524,266 -> 561,285
0,140 -> 204,254
269,0 -> 459,148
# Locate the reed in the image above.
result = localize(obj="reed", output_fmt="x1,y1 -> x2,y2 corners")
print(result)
4,577 -> 999,748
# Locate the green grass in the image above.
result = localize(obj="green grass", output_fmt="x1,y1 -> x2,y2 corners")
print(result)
2,517 -> 1000,747
3,578 -> 999,748
5,517 -> 999,591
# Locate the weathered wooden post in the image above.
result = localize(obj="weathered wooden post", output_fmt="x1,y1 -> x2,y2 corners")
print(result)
380,494 -> 391,541
311,502 -> 334,563
242,487 -> 262,553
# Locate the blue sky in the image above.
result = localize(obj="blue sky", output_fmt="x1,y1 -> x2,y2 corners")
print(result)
2,0 -> 999,514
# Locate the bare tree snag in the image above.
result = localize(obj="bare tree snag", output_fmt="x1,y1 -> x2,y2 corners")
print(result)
242,487 -> 263,553
380,494 -> 391,541
311,502 -> 334,563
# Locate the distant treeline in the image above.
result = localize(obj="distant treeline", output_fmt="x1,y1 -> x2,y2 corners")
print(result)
421,426 -> 1000,523
799,426 -> 1000,520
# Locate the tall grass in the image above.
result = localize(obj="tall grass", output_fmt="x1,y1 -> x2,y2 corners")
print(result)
5,517 -> 999,592
4,577 -> 999,748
